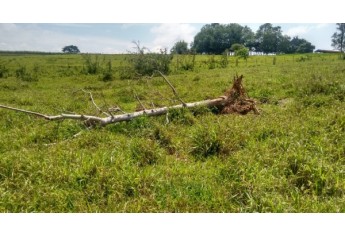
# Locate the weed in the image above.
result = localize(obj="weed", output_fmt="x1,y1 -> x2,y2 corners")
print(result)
207,55 -> 216,69
128,46 -> 173,76
102,60 -> 114,81
219,50 -> 229,68
82,54 -> 103,74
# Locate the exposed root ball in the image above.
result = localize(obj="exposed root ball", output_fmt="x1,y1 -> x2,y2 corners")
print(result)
220,74 -> 259,115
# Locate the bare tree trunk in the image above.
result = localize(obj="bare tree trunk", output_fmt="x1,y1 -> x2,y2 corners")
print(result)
0,75 -> 259,127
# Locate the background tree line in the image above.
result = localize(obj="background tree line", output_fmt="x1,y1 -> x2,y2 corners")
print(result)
172,23 -> 316,55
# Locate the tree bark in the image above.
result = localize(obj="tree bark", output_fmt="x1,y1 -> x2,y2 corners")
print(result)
0,75 -> 259,126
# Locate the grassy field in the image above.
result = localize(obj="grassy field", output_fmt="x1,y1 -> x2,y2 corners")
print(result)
0,52 -> 345,212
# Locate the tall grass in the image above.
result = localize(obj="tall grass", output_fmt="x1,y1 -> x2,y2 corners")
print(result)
0,52 -> 345,212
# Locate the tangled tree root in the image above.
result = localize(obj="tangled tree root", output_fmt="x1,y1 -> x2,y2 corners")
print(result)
219,74 -> 260,115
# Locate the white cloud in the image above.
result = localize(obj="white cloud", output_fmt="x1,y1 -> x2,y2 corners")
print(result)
285,26 -> 309,37
149,24 -> 198,52
315,23 -> 329,29
0,24 -> 132,53
285,23 -> 331,37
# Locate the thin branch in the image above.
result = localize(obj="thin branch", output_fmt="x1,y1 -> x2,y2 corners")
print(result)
82,89 -> 110,117
151,102 -> 156,109
134,92 -> 146,111
0,104 -> 51,120
0,104 -> 104,123
155,70 -> 186,106
100,92 -> 114,118
108,106 -> 126,114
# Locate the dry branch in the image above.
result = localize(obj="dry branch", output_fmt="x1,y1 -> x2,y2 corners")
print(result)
0,74 -> 259,126
155,70 -> 186,106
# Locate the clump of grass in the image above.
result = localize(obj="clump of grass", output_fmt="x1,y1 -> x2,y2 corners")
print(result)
285,156 -> 340,196
219,50 -> 229,68
107,116 -> 153,137
130,138 -> 162,167
189,106 -> 212,117
178,54 -> 196,71
167,108 -> 196,125
296,55 -> 311,62
101,60 -> 114,82
0,63 -> 9,78
303,74 -> 342,96
193,75 -> 201,81
15,65 -> 38,82
82,54 -> 102,74
296,74 -> 345,104
190,125 -> 223,160
150,125 -> 176,154
117,64 -> 136,80
207,55 -> 216,69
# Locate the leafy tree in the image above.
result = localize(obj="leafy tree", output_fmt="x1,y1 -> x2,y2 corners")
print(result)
230,43 -> 244,52
235,47 -> 249,60
331,23 -> 345,52
277,35 -> 292,54
192,23 -> 254,54
241,26 -> 256,50
290,37 -> 315,53
296,41 -> 315,53
192,23 -> 315,55
171,40 -> 189,54
255,23 -> 283,54
62,45 -> 80,54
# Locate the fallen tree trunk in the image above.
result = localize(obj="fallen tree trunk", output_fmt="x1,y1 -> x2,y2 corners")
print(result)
0,75 -> 259,126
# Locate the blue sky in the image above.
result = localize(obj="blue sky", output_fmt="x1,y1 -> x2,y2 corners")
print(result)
1,1 -> 343,53
0,23 -> 337,53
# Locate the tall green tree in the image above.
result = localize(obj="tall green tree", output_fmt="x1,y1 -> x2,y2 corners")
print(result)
255,23 -> 283,54
290,37 -> 315,53
170,40 -> 189,54
331,23 -> 345,52
191,23 -> 254,54
241,26 -> 256,50
277,35 -> 292,53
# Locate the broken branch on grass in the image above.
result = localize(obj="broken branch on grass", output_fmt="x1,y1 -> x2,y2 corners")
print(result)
82,89 -> 110,117
133,91 -> 147,111
0,75 -> 259,127
155,70 -> 186,106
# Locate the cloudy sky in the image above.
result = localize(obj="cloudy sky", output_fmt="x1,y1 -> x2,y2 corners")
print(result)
1,1 -> 343,53
0,23 -> 337,53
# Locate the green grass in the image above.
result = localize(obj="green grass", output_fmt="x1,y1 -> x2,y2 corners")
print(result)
0,52 -> 345,212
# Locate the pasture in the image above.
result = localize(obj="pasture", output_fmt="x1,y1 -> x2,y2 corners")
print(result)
0,52 -> 344,212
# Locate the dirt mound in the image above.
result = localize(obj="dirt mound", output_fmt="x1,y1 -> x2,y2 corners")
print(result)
220,74 -> 259,115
